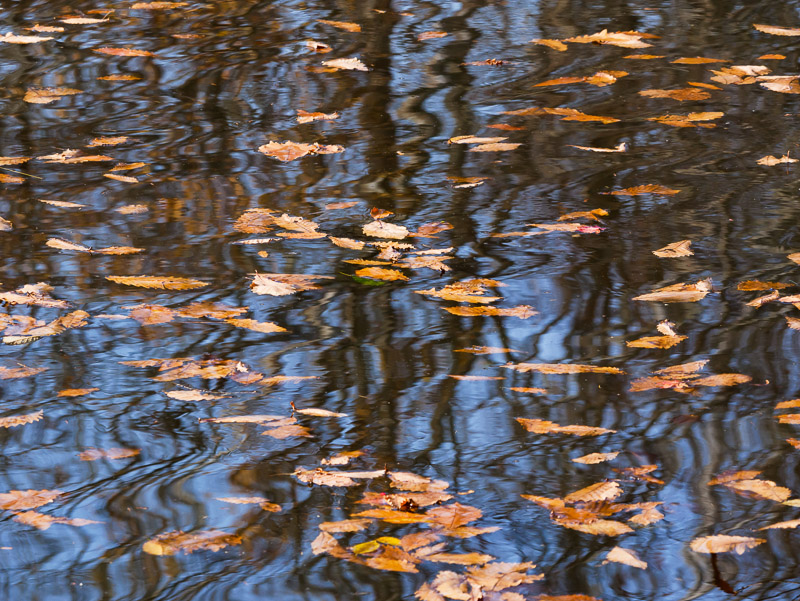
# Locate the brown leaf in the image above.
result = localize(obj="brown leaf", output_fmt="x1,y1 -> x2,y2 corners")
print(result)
0,33 -> 53,44
466,561 -> 543,590
106,275 -> 208,290
94,47 -> 155,57
759,54 -> 787,60
362,221 -> 410,240
569,142 -> 627,153
639,88 -> 711,101
776,399 -> 800,409
454,346 -> 520,355
28,25 -> 65,33
653,240 -> 693,257
57,388 -> 98,397
671,56 -> 728,64
691,373 -> 751,387
88,136 -> 129,147
78,448 -> 139,461
563,29 -> 652,48
626,335 -> 687,349
759,518 -> 800,530
13,511 -> 100,530
250,273 -> 332,296
754,24 -> 800,36
0,489 -> 62,510
572,452 -> 619,464
426,503 -> 482,529
355,267 -> 409,281
261,424 -> 312,439
633,279 -> 712,302
177,302 -> 247,319
0,411 -> 43,428
606,184 -> 680,196
143,530 -> 242,555
225,318 -> 287,333
426,552 -> 494,566
690,535 -> 765,554
297,110 -> 339,124
258,141 -> 344,161
317,19 -> 361,32
531,39 -> 567,51
757,154 -> 798,166
24,87 -> 82,104
444,305 -> 537,318
504,362 -> 623,374
319,518 -> 372,533
565,481 -> 622,503
389,471 -> 449,492
306,39 -> 332,53
604,546 -> 647,569
0,174 -> 24,183
325,201 -> 359,210
738,280 -> 790,291
517,418 -> 615,436
131,2 -> 189,8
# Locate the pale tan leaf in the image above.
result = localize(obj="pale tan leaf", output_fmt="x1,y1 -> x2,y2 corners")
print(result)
572,452 -> 619,464
443,305 -> 537,318
754,24 -> 800,36
563,29 -> 652,48
517,418 -> 615,436
0,489 -> 62,510
653,240 -> 693,257
565,481 -> 622,503
469,142 -> 521,152
165,389 -> 229,401
362,220 -> 409,239
319,518 -> 372,533
0,33 -> 53,44
757,154 -> 798,165
225,318 -> 287,333
0,411 -> 43,428
690,535 -> 765,554
143,530 -> 242,555
317,19 -> 361,32
759,518 -> 800,530
604,546 -> 647,569
322,58 -> 368,71
504,362 -> 623,374
633,279 -> 712,303
94,47 -> 155,57
78,448 -> 139,461
569,142 -> 627,153
13,511 -> 100,530
448,136 -> 507,145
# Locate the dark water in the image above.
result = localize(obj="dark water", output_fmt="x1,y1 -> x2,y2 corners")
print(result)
2,1 -> 800,600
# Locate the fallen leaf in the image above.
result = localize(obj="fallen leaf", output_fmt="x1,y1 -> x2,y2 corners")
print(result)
604,546 -> 647,569
449,136 -> 507,145
0,489 -> 62,510
297,110 -> 339,124
690,535 -> 765,554
648,112 -> 724,127
115,204 -> 148,214
0,33 -> 53,44
143,530 -> 242,555
757,154 -> 798,165
671,56 -> 728,64
306,40 -> 332,53
653,240 -> 693,257
106,275 -> 207,290
639,88 -> 711,101
754,24 -> 800,36
362,220 -> 409,239
564,481 -> 622,503
517,418 -> 616,436
78,448 -> 139,461
531,39 -> 567,51
759,518 -> 800,530
39,199 -> 85,208
605,184 -> 680,195
418,31 -> 447,41
443,305 -> 537,318
427,503 -> 482,529
261,424 -> 313,439
0,411 -> 43,428
225,318 -> 287,333
104,173 -> 138,183
250,273 -> 332,295
355,267 -> 409,281
568,142 -> 627,153
504,362 -> 623,374
88,136 -> 129,147
626,335 -> 687,349
94,47 -> 155,57
317,19 -> 361,32
131,2 -> 189,8
322,58 -> 368,71
258,141 -> 344,161
454,346 -> 519,355
13,511 -> 100,530
28,25 -> 65,33
633,279 -> 712,303
758,53 -> 786,60
57,388 -> 98,397
572,452 -> 619,464
23,87 -> 82,104
469,142 -> 521,152
563,29 -> 652,48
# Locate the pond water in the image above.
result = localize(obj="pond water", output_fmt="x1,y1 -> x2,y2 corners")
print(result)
2,1 -> 800,600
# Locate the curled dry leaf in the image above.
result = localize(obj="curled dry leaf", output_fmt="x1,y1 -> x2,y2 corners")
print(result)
757,154 -> 798,165
106,275 -> 208,290
563,29 -> 653,48
653,240 -> 693,258
321,58 -> 368,71
143,530 -> 242,555
79,448 -> 139,461
572,452 -> 619,464
306,40 -> 332,53
605,546 -> 647,569
690,535 -> 765,554
104,173 -> 138,183
517,418 -> 616,436
564,481 -> 622,503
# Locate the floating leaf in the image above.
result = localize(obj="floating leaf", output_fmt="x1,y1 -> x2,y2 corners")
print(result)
143,530 -> 242,555
225,318 -> 287,333
79,448 -> 139,461
13,511 -> 100,530
0,489 -> 62,510
94,47 -> 155,57
605,546 -> 647,569
24,87 -> 82,104
322,58 -> 368,71
639,88 -> 711,101
131,2 -> 189,8
517,418 -> 615,436
355,267 -> 408,281
297,110 -> 339,124
531,39 -> 567,51
0,33 -> 53,44
759,518 -> 800,530
569,142 -> 627,153
690,535 -> 764,554
563,29 -> 652,48
58,388 -> 98,397
362,220 -> 409,239
672,56 -> 728,64
470,142 -> 521,152
572,452 -> 619,464
317,19 -> 361,32
443,305 -> 537,318
653,240 -> 693,258
0,411 -> 43,428
166,389 -> 229,401
565,481 -> 622,503
258,141 -> 344,161
250,273 -> 332,296
606,184 -> 680,196
107,276 -> 207,290
504,362 -> 623,374
626,335 -> 686,349
418,31 -> 448,41
319,519 -> 371,533
753,24 -> 800,36
633,279 -> 712,303
757,154 -> 798,166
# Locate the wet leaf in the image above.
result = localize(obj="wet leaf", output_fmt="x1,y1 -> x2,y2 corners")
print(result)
753,24 -> 800,36
690,535 -> 765,554
261,424 -> 313,439
0,410 -> 44,428
504,362 -> 623,374
531,39 -> 567,51
606,184 -> 680,196
443,305 -> 537,318
166,389 -> 229,401
104,174 -> 138,183
469,142 -> 521,152
563,29 -> 652,48
131,2 -> 189,8
322,58 -> 368,71
565,481 -> 622,503
361,220 -> 410,240
671,56 -> 728,64
319,518 -> 372,533
653,240 -> 693,257
143,530 -> 242,555
449,136 -> 507,145
13,511 -> 100,530
177,302 -> 247,319
691,373 -> 751,387
572,452 -> 619,464
759,518 -> 800,530
115,204 -> 148,214
306,40 -> 332,53
317,19 -> 361,32
355,267 -> 409,281
107,275 -> 207,289
569,142 -> 626,153
640,88 -> 712,101
57,388 -> 98,397
648,112 -> 725,127
94,47 -> 155,57
258,141 -> 344,161
250,273 -> 332,296
626,335 -> 687,349
758,153 -> 798,165
0,489 -> 62,510
454,346 -> 520,355
604,546 -> 647,569
418,31 -> 448,41
79,448 -> 139,461
28,25 -> 65,33
738,280 -> 790,291
530,223 -> 605,234
0,33 -> 53,44
297,110 -> 339,124
24,87 -> 82,104
39,199 -> 85,208
201,414 -> 286,425
389,471 -> 449,492
633,279 -> 712,303
426,552 -> 495,566
426,503 -> 482,529
225,318 -> 287,333
517,418 -> 616,436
